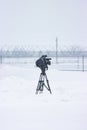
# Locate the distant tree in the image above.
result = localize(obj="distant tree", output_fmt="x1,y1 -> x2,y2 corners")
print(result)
65,45 -> 83,56
38,51 -> 42,57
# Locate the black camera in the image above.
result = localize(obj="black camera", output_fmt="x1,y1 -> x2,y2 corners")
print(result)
36,55 -> 51,74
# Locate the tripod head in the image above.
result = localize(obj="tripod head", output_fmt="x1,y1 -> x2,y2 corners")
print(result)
36,55 -> 51,75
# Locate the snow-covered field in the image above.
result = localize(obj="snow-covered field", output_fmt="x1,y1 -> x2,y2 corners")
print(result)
0,62 -> 87,130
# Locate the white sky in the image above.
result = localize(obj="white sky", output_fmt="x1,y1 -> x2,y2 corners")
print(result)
0,0 -> 87,50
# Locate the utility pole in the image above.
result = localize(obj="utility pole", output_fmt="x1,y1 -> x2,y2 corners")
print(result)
56,37 -> 58,63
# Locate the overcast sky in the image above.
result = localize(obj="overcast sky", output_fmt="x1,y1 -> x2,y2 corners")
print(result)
0,0 -> 87,50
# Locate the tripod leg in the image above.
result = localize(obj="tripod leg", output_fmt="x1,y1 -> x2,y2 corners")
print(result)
45,74 -> 52,94
36,73 -> 44,94
36,73 -> 52,94
36,82 -> 40,94
36,74 -> 42,94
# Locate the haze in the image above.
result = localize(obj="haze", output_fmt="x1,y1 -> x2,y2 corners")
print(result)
0,0 -> 87,50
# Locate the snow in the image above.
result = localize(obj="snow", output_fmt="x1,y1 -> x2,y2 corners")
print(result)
0,63 -> 87,130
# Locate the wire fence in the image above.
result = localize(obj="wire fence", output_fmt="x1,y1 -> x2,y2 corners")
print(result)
0,56 -> 87,72
52,56 -> 87,71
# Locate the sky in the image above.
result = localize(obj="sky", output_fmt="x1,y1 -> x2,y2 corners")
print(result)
0,0 -> 87,50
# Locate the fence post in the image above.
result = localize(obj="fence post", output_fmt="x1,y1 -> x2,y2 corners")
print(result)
0,55 -> 2,64
77,56 -> 79,69
82,56 -> 84,72
56,37 -> 58,63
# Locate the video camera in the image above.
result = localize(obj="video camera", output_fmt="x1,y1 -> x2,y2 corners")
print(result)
36,55 -> 51,75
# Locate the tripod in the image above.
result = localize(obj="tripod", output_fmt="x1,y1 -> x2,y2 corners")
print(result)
36,72 -> 52,94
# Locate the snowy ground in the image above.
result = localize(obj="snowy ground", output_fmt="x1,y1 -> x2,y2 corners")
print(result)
0,63 -> 87,130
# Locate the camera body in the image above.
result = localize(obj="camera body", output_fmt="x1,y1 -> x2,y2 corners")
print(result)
36,55 -> 51,74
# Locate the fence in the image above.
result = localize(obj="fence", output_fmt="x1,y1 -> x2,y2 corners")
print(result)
0,56 -> 87,71
52,56 -> 87,71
